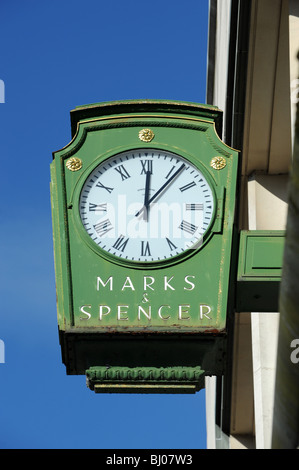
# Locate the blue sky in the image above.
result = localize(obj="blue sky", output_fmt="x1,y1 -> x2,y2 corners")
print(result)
0,0 -> 209,449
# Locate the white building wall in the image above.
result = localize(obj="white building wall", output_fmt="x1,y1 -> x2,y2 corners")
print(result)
206,0 -> 298,449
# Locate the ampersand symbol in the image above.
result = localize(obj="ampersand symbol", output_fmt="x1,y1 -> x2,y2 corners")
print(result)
141,293 -> 150,303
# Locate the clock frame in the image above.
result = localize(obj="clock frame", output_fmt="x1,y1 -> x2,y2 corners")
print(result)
51,100 -> 239,389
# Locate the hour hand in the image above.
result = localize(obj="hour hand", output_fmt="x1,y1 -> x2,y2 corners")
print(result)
143,170 -> 151,221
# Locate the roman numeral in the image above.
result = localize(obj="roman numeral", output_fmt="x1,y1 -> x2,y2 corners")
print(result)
185,203 -> 203,210
179,220 -> 198,235
94,219 -> 113,236
140,160 -> 153,174
166,238 -> 177,251
96,181 -> 114,193
179,181 -> 196,192
115,164 -> 131,180
112,235 -> 129,252
89,203 -> 107,212
141,241 -> 151,256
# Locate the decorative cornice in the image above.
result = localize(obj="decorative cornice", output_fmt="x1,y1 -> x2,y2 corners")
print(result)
57,117 -> 209,161
86,366 -> 205,394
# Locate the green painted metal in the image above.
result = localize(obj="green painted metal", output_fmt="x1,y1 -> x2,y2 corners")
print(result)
69,99 -> 224,138
50,99 -> 239,392
86,366 -> 205,394
236,230 -> 285,312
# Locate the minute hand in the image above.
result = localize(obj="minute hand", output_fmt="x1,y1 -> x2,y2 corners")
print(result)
136,163 -> 186,217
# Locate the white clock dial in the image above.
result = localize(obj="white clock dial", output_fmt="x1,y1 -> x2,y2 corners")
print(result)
79,149 -> 215,263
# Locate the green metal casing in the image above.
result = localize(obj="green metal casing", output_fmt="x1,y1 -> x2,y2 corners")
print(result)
50,100 -> 239,392
236,230 -> 285,312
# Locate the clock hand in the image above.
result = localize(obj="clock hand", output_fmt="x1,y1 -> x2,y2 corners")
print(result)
143,170 -> 151,221
136,163 -> 186,217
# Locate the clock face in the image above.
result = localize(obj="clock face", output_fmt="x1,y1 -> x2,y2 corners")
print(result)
78,148 -> 215,265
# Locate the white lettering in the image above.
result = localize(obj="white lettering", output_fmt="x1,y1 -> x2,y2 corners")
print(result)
117,305 -> 129,321
164,275 -> 175,291
184,275 -> 195,291
290,339 -> 299,364
138,305 -> 151,320
0,339 -> 4,363
106,455 -> 140,467
126,202 -> 148,238
0,79 -> 4,104
97,276 -> 113,291
95,274 -> 197,292
80,305 -> 92,320
121,276 -> 135,291
178,304 -> 190,320
200,304 -> 212,320
99,305 -> 111,320
80,302 -> 214,323
144,276 -> 155,291
158,305 -> 171,320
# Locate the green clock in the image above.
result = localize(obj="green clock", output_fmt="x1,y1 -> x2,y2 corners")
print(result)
51,100 -> 240,390
78,148 -> 215,266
